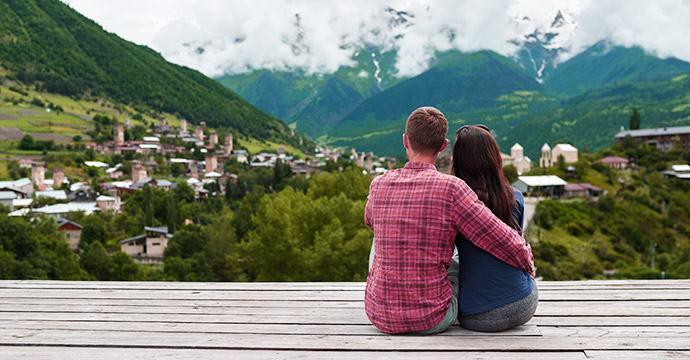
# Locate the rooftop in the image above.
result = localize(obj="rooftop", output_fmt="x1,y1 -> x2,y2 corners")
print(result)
615,125 -> 690,138
0,280 -> 688,359
515,175 -> 568,187
35,190 -> 67,200
598,156 -> 629,164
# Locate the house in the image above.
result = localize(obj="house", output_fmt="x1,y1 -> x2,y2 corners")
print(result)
501,143 -> 532,174
564,183 -> 603,198
96,195 -> 121,212
0,191 -> 17,210
33,202 -> 100,219
106,167 -> 123,179
0,178 -> 33,197
615,125 -> 690,152
119,226 -> 172,264
84,161 -> 109,168
56,219 -> 83,251
18,159 -> 37,168
151,179 -> 173,191
35,190 -> 68,201
598,156 -> 631,170
512,175 -> 567,197
663,164 -> 690,180
539,143 -> 578,168
232,150 -> 248,163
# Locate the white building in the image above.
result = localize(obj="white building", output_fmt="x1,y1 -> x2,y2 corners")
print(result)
512,175 -> 568,197
502,143 -> 532,174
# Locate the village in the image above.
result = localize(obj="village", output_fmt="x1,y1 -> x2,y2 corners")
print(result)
2,118 -> 690,264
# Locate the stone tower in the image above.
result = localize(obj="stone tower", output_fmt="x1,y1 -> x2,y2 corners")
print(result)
511,143 -> 524,159
114,123 -> 125,146
31,165 -> 45,187
195,126 -> 204,142
131,161 -> 147,182
539,143 -> 552,168
208,131 -> 218,149
52,167 -> 65,188
224,133 -> 233,155
205,154 -> 218,173
180,119 -> 187,133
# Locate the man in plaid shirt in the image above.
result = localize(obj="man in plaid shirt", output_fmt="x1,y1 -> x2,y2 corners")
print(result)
365,107 -> 535,334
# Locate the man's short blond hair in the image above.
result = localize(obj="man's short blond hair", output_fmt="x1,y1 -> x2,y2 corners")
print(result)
405,107 -> 448,155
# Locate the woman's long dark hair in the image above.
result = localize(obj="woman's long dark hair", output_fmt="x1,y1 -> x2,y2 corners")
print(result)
452,126 -> 520,231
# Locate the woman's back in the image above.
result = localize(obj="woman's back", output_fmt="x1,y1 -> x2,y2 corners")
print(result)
457,188 -> 533,315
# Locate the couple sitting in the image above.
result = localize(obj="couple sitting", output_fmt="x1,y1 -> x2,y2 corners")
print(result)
365,107 -> 538,334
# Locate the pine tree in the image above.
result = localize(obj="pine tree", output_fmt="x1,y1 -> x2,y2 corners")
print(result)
630,107 -> 641,130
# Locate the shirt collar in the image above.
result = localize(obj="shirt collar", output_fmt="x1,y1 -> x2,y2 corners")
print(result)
404,162 -> 437,171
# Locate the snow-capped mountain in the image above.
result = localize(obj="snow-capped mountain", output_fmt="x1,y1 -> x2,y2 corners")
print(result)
511,9 -> 578,82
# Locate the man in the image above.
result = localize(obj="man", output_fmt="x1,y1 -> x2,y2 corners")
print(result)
365,107 -> 534,334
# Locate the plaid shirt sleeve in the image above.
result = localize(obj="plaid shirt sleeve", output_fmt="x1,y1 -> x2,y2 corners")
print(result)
452,180 -> 535,273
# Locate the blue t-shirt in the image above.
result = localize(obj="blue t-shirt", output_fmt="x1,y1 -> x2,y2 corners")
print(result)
456,188 -> 533,315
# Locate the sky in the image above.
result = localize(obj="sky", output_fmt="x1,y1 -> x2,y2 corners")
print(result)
62,0 -> 690,78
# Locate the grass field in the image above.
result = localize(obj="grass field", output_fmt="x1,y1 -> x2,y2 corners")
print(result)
236,138 -> 306,158
0,84 -> 182,129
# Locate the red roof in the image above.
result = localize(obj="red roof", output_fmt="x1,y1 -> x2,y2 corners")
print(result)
565,183 -> 602,192
598,156 -> 629,164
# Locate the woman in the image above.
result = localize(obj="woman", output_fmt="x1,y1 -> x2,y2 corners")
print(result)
452,125 -> 538,332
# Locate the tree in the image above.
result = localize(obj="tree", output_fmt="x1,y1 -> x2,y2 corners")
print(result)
166,193 -> 177,234
502,164 -> 518,184
630,107 -> 641,130
18,134 -> 35,150
109,252 -> 143,281
80,241 -> 111,280
78,216 -> 108,250
273,159 -> 293,190
143,184 -> 155,227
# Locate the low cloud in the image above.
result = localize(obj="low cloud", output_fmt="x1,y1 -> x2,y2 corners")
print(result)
64,0 -> 690,78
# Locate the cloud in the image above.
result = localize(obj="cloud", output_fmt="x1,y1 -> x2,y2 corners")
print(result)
564,0 -> 690,62
63,0 -> 690,78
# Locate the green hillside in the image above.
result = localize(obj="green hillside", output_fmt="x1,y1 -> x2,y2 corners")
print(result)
324,51 -> 546,156
0,0 -> 301,146
218,49 -> 402,137
545,42 -> 690,96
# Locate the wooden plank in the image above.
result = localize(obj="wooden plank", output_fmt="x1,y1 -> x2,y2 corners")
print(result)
0,321 -> 541,337
1,279 -> 688,289
1,302 -> 689,317
585,350 -> 690,359
3,311 -> 689,326
0,347 -> 589,360
2,330 -> 690,351
0,289 -> 366,301
4,288 -> 690,301
3,298 -> 688,311
6,321 -> 688,338
529,316 -> 690,326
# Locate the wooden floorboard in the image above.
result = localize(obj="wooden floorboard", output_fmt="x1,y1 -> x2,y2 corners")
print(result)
1,280 -> 689,359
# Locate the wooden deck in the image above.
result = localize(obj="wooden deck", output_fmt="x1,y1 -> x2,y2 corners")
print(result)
1,280 -> 690,359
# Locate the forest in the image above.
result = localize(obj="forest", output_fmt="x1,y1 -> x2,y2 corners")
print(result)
2,138 -> 690,281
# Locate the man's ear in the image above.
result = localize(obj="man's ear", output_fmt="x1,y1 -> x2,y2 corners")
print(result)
403,134 -> 409,150
437,139 -> 449,153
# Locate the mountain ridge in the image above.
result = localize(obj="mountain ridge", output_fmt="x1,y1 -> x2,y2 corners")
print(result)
0,0 -> 303,147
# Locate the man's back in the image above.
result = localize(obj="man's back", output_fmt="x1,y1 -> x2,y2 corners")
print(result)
365,162 -> 460,333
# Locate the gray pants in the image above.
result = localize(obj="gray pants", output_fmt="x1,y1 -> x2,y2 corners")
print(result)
459,280 -> 539,332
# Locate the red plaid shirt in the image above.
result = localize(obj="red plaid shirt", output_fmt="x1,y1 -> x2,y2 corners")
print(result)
364,162 -> 534,333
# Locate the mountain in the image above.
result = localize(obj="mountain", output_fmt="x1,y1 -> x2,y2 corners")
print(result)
511,9 -> 578,83
544,41 -> 690,95
218,49 -> 401,137
0,0 -> 300,145
335,51 -> 541,132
